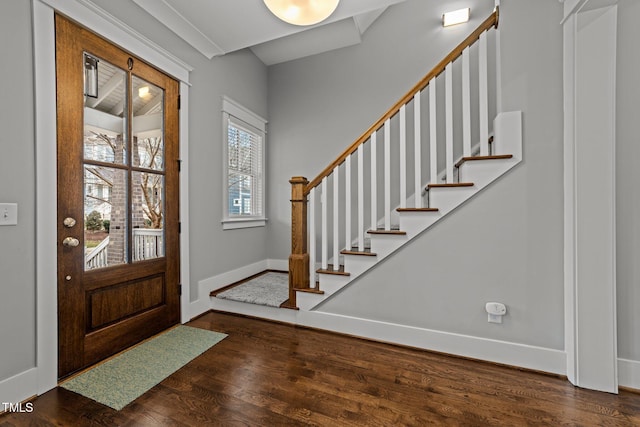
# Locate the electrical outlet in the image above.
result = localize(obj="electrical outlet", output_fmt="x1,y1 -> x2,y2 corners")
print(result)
486,302 -> 507,324
0,203 -> 18,226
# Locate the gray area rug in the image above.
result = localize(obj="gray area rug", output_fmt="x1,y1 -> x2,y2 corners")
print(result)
216,272 -> 288,307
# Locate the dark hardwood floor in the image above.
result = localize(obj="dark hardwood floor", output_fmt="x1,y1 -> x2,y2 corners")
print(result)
2,311 -> 640,426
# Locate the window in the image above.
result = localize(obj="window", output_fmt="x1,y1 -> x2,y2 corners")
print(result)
222,97 -> 267,230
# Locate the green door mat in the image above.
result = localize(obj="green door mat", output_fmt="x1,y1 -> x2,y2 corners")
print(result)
61,325 -> 227,410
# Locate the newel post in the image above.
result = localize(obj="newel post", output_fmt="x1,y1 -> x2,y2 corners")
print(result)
289,176 -> 310,307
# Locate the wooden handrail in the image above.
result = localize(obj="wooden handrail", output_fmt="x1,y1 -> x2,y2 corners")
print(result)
304,8 -> 499,196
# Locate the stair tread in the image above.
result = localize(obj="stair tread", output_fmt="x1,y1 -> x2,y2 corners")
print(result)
341,248 -> 377,256
296,287 -> 325,295
317,264 -> 351,276
455,154 -> 513,168
426,182 -> 474,190
396,207 -> 439,212
367,229 -> 407,235
279,299 -> 300,310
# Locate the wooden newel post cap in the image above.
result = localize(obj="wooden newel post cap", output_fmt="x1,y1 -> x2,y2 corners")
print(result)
289,176 -> 308,185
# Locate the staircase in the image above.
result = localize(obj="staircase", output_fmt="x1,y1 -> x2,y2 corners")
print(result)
288,8 -> 523,310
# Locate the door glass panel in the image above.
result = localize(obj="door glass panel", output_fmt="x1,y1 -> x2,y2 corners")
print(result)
84,166 -> 128,270
132,76 -> 164,170
83,55 -> 128,165
132,171 -> 164,262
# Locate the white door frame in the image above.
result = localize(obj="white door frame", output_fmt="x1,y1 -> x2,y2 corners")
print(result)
32,0 -> 192,395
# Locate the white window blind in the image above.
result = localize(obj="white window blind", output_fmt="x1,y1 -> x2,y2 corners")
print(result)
227,116 -> 263,217
222,97 -> 267,230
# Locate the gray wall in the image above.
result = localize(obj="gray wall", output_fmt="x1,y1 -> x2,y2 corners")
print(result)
616,0 -> 640,363
0,0 -> 36,381
267,0 -> 566,350
89,0 -> 270,302
0,0 -> 268,384
267,0 -> 496,260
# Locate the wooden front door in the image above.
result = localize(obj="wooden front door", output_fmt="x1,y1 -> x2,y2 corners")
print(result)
55,14 -> 181,378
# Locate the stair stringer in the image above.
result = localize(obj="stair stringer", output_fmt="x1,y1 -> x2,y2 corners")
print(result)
297,111 -> 523,311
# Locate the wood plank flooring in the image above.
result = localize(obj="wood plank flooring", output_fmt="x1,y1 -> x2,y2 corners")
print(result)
2,311 -> 640,426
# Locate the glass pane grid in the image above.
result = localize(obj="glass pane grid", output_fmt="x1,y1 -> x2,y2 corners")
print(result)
83,55 -> 166,269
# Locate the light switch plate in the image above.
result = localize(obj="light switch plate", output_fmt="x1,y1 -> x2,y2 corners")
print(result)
0,203 -> 18,226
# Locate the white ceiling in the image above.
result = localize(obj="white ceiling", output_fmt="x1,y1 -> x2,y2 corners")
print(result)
132,0 -> 407,65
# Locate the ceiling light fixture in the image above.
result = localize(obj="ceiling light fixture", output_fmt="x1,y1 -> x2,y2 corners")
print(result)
442,8 -> 470,27
138,86 -> 150,98
263,0 -> 340,26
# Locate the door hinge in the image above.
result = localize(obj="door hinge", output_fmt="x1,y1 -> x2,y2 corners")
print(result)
177,159 -> 182,172
178,95 -> 181,110
178,284 -> 182,296
178,222 -> 182,234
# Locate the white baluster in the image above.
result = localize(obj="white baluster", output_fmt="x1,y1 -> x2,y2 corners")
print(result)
358,145 -> 365,251
462,46 -> 471,158
321,177 -> 328,270
400,105 -> 407,208
445,63 -> 454,184
333,166 -> 340,271
370,132 -> 378,234
479,31 -> 489,156
345,155 -> 351,253
429,79 -> 437,184
384,118 -> 391,230
309,187 -> 316,285
414,92 -> 422,208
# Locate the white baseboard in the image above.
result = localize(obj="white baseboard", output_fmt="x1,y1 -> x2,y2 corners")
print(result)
203,298 -> 566,376
194,257 -> 566,376
267,258 -> 288,271
0,368 -> 37,407
618,358 -> 640,391
300,311 -> 566,375
190,259 -> 288,319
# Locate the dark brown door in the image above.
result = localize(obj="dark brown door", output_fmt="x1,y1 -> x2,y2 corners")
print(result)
55,14 -> 180,378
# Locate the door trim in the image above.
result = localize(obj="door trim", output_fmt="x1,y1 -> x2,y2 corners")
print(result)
33,0 -> 192,396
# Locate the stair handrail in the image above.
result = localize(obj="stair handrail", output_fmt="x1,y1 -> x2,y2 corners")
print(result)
287,8 -> 499,308
303,7 -> 499,196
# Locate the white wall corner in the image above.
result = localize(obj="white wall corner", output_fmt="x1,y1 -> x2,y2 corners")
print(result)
618,359 -> 640,391
267,258 -> 289,271
191,259 -> 271,319
564,3 -> 618,393
0,368 -> 38,407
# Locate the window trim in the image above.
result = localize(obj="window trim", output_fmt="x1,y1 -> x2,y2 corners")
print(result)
221,96 -> 267,230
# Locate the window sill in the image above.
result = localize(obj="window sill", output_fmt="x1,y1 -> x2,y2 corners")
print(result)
222,218 -> 267,230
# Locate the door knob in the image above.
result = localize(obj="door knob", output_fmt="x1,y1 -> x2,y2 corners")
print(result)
63,237 -> 80,247
63,217 -> 77,228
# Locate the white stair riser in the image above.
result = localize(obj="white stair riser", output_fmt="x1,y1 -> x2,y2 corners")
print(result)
369,234 -> 408,259
343,255 -> 378,278
297,291 -> 325,311
318,273 -> 351,295
398,211 -> 441,239
459,158 -> 519,189
428,187 -> 476,213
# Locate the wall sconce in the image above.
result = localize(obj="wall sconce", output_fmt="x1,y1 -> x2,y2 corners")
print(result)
263,0 -> 340,26
84,54 -> 99,98
442,8 -> 470,27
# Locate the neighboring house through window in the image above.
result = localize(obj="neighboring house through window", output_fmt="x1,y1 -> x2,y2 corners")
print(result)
222,96 -> 267,230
